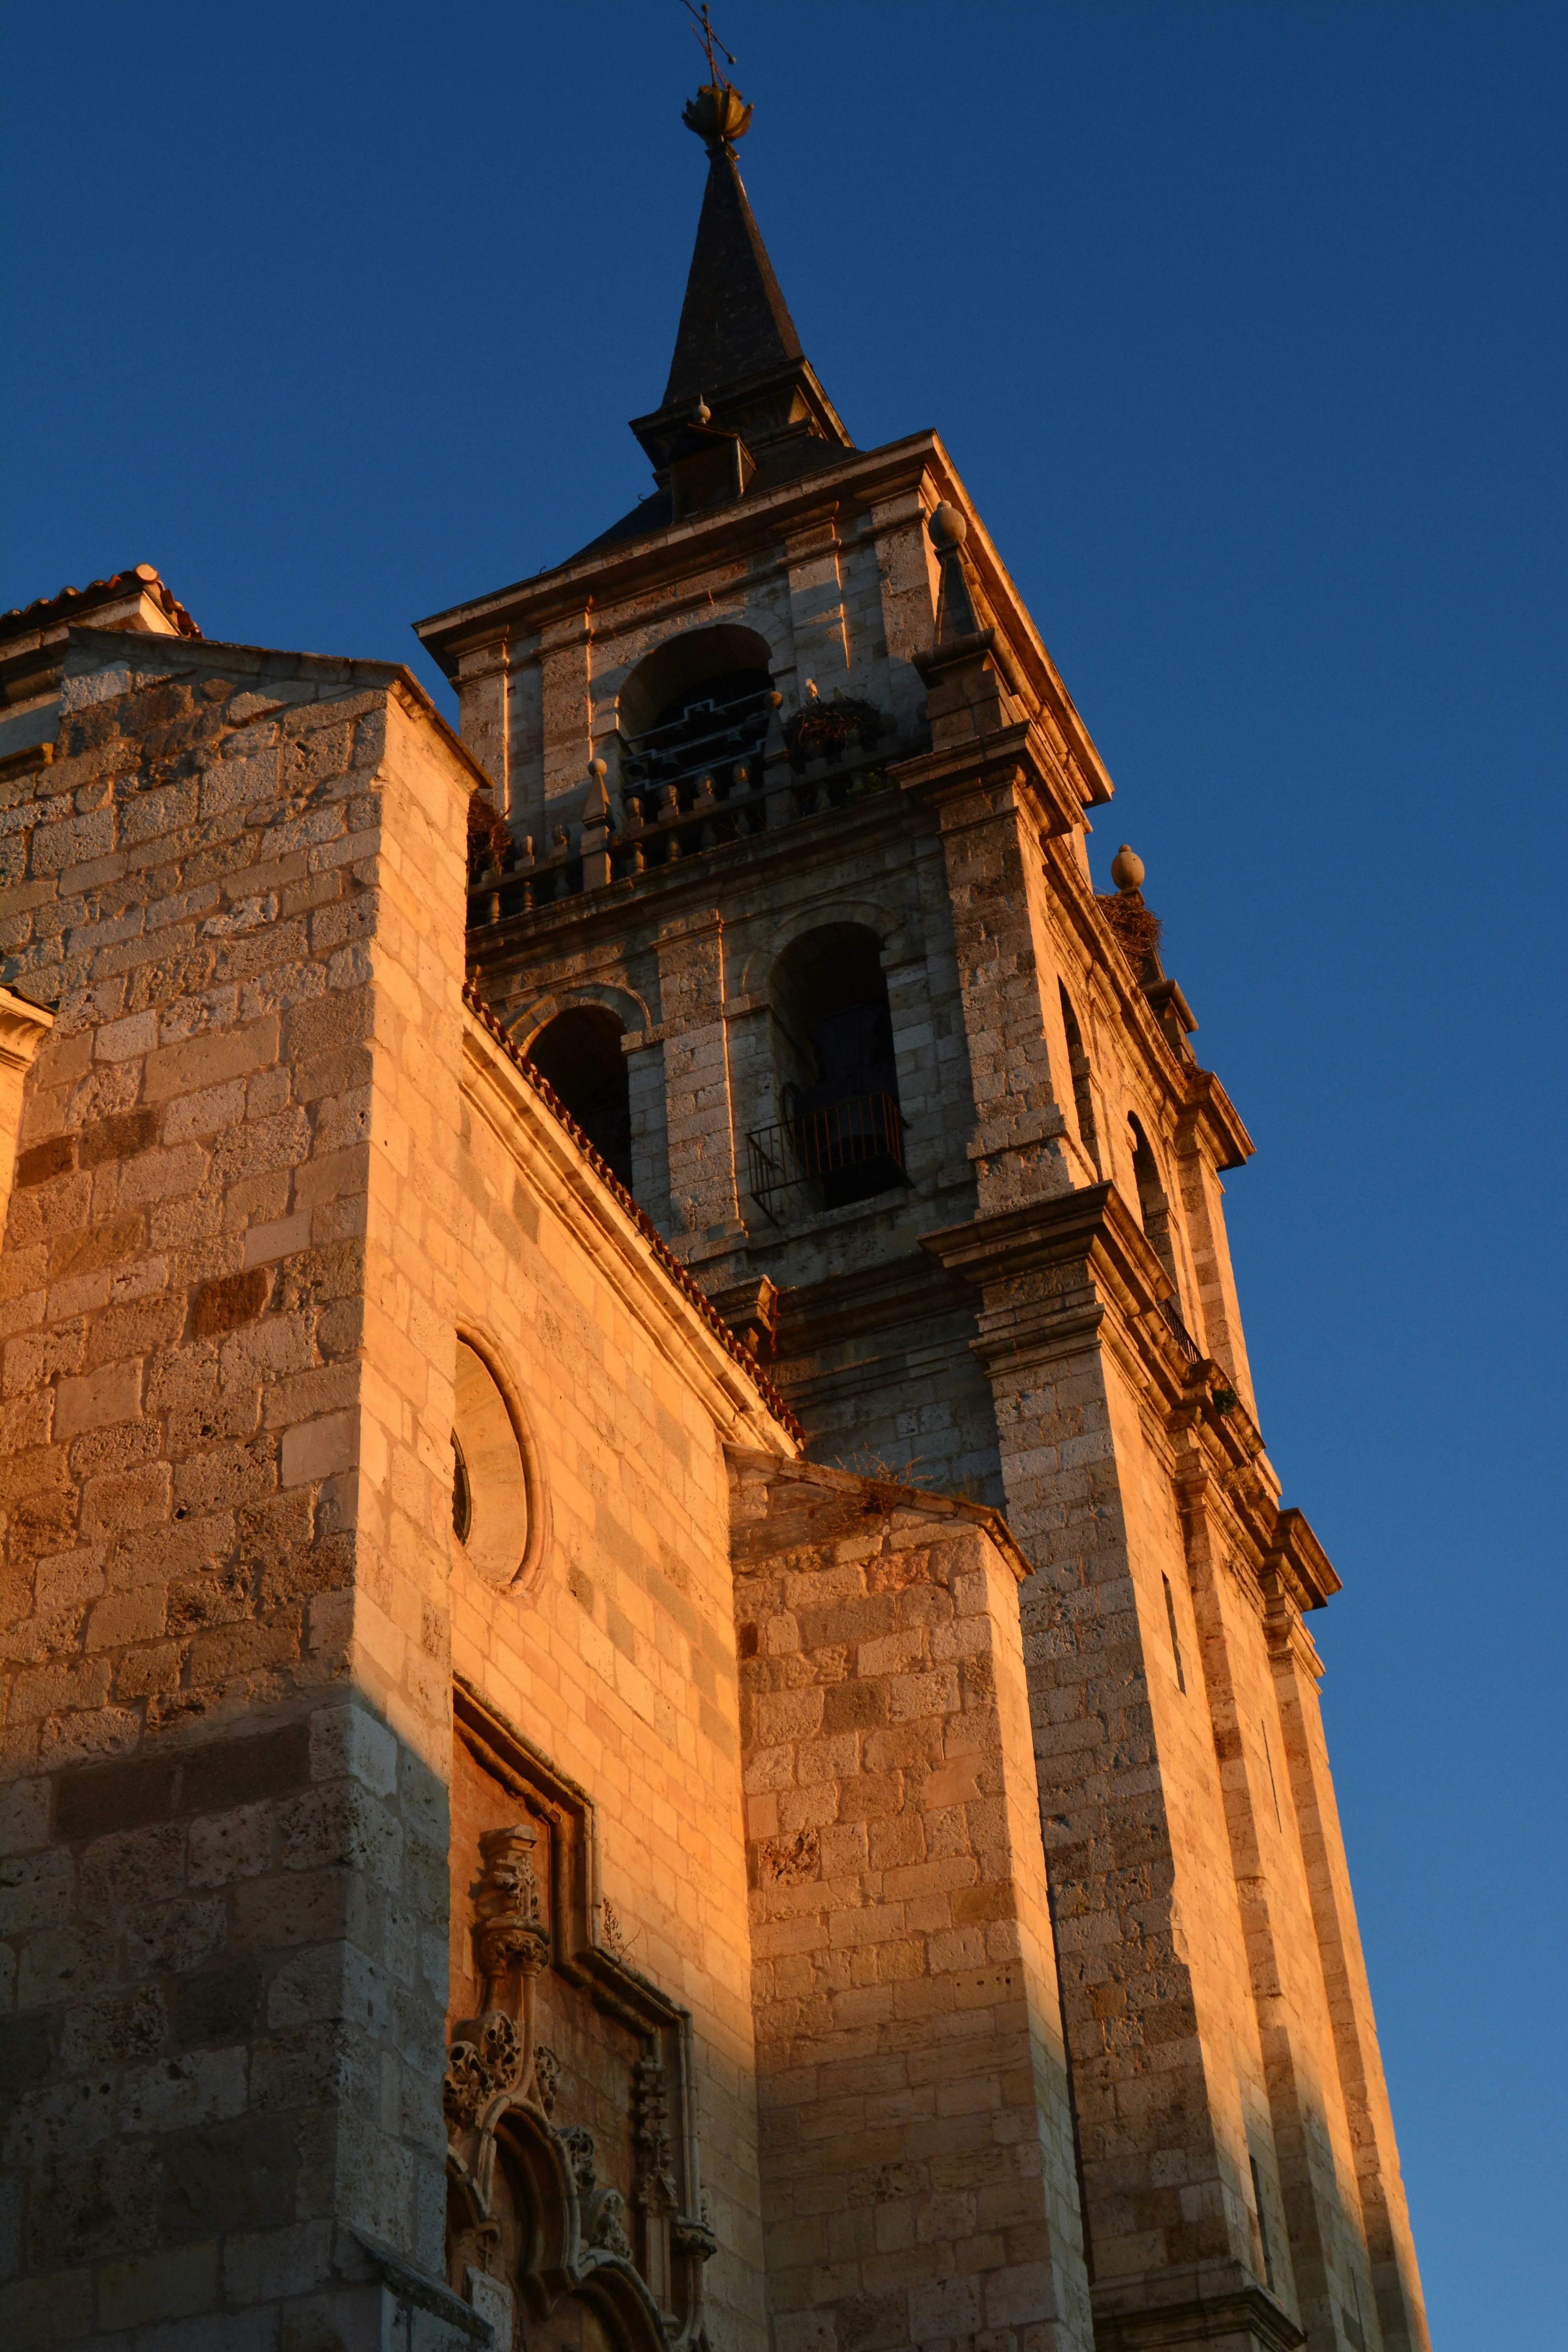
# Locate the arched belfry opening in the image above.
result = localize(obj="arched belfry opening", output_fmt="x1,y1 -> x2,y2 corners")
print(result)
1128,1111 -> 1185,1320
747,924 -> 906,1219
527,1007 -> 633,1192
1058,982 -> 1101,1173
617,624 -> 774,861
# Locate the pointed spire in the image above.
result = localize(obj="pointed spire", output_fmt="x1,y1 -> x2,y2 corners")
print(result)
629,72 -> 850,475
663,138 -> 804,413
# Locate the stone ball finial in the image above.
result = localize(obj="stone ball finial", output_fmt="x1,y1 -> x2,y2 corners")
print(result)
589,757 -> 607,780
928,502 -> 968,552
1111,844 -> 1145,891
693,395 -> 711,425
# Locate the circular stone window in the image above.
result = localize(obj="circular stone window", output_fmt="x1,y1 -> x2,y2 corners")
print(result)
451,1340 -> 539,1588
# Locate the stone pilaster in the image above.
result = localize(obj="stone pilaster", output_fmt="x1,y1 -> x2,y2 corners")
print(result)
922,1186 -> 1305,2352
1261,1552 -> 1431,2352
539,608 -> 592,814
455,637 -> 511,813
782,513 -> 851,691
655,913 -> 742,1249
924,760 -> 1076,1216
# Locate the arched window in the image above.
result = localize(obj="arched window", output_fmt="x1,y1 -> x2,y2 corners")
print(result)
617,625 -> 774,856
1058,983 -> 1100,1173
749,924 -> 905,1216
528,1007 -> 633,1192
1127,1111 -> 1187,1327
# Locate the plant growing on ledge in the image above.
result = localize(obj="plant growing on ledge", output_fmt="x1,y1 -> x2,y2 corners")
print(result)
1210,1383 -> 1240,1415
468,791 -> 515,880
784,691 -> 884,769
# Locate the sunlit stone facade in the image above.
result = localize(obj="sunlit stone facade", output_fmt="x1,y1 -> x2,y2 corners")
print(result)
0,79 -> 1426,2352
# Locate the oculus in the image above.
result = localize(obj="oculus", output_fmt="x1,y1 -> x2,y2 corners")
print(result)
452,1338 -> 547,1591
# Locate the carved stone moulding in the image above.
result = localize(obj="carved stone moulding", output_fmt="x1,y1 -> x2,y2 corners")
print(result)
445,1677 -> 715,2352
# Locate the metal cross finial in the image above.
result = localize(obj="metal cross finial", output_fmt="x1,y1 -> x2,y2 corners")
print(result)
683,0 -> 738,89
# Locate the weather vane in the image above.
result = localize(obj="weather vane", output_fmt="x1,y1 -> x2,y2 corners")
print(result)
683,1 -> 737,87
680,1 -> 752,149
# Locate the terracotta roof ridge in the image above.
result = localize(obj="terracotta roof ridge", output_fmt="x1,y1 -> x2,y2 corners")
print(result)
461,976 -> 804,1445
1,563 -> 202,641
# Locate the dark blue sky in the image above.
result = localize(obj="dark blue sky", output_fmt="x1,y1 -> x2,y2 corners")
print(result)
4,5 -> 1563,2336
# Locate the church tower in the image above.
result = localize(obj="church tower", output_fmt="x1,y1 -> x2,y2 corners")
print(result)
416,72 -> 1430,2352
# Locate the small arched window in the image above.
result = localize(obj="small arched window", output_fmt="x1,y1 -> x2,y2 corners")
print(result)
526,1006 -> 633,1192
1058,983 -> 1100,1173
750,924 -> 905,1215
617,624 -> 773,857
1127,1111 -> 1183,1305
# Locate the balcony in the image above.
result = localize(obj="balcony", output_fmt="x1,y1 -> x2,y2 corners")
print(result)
466,689 -> 897,928
746,1093 -> 906,1223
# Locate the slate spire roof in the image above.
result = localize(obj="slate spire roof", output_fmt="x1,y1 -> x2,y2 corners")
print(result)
546,81 -> 853,568
662,140 -> 805,413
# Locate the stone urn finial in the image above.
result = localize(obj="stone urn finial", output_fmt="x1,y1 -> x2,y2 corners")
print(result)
1111,844 -> 1145,893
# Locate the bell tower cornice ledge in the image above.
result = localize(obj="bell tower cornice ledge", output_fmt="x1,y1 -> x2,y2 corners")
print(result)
893,729 -> 1090,836
921,1180 -> 1192,1387
1176,1066 -> 1255,1172
413,434 -> 943,661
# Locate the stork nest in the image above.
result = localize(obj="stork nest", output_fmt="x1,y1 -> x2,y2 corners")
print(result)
784,695 -> 883,768
1096,892 -> 1163,972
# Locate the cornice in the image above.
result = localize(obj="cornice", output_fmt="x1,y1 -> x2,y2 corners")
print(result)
1176,1065 -> 1255,1173
1091,2267 -> 1304,2352
465,775 -> 929,976
772,1246 -> 972,1357
728,1448 -> 1032,1585
920,1181 -> 1198,1403
414,433 -> 942,655
893,725 -> 1085,838
1263,1503 -> 1341,1612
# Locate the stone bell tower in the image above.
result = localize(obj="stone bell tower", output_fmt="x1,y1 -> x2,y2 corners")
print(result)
414,69 -> 1429,2352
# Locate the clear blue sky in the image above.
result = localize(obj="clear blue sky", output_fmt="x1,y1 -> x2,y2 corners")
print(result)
4,4 -> 1564,2337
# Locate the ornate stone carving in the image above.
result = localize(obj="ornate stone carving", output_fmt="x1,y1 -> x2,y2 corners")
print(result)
443,2012 -> 524,2132
532,2042 -> 561,2116
474,1822 -> 549,2001
446,1686 -> 717,2352
633,2054 -> 678,2215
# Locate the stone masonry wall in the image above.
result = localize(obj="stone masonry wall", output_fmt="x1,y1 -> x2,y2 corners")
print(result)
0,627 -> 480,2350
731,1456 -> 1093,2352
446,1010 -> 799,2352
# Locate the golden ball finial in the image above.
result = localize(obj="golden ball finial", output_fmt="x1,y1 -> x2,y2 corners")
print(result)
682,80 -> 753,151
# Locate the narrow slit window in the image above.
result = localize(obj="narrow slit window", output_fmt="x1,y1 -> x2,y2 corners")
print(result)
1261,1721 -> 1283,1828
1161,1573 -> 1187,1693
1250,2155 -> 1277,2292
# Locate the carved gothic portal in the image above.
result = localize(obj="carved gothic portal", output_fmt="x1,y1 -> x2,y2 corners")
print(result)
446,1681 -> 717,2352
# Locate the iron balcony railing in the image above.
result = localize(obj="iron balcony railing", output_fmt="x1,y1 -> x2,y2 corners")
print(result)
465,693 -> 900,927
619,687 -> 774,826
746,1093 -> 906,1222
